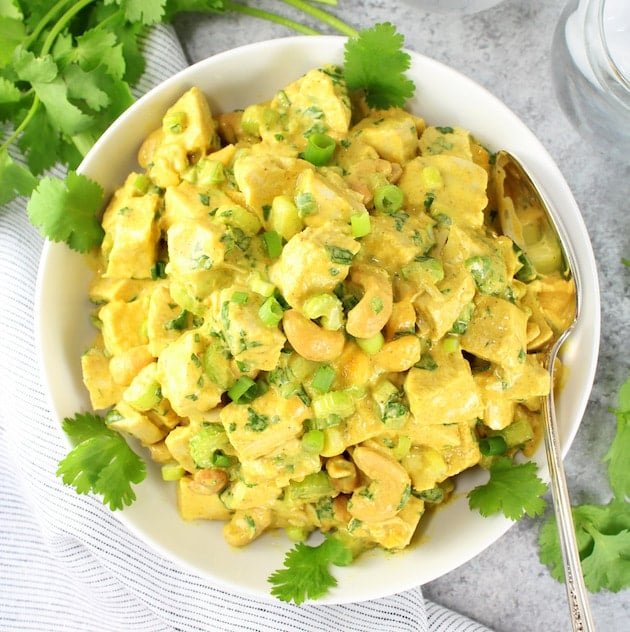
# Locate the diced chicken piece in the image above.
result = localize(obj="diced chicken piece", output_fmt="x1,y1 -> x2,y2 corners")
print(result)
220,479 -> 283,511
418,125 -> 474,161
294,168 -> 367,228
398,154 -> 488,228
413,268 -> 476,341
177,476 -> 233,521
99,295 -> 151,355
404,347 -> 483,425
100,175 -> 160,280
272,66 -> 352,140
460,294 -> 529,379
220,387 -> 310,461
107,400 -> 166,445
146,285 -> 187,356
157,329 -> 223,419
269,223 -> 359,309
166,218 -> 226,283
81,344 -> 124,409
209,286 -> 286,373
145,87 -> 221,188
162,181 -> 235,230
356,212 -> 435,273
239,438 -> 322,487
233,153 -> 313,222
351,108 -> 422,164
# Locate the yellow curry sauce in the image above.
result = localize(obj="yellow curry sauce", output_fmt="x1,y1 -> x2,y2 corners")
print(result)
81,65 -> 574,553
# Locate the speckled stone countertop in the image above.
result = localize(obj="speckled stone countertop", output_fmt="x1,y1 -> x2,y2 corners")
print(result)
174,2 -> 629,630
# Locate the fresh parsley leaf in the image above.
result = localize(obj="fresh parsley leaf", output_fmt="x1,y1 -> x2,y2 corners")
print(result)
27,171 -> 104,252
539,501 -> 630,593
468,456 -> 547,520
268,535 -> 353,604
57,412 -> 147,511
604,377 -> 630,500
343,22 -> 415,109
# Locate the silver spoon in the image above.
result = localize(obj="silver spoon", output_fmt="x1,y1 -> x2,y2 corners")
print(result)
494,150 -> 596,632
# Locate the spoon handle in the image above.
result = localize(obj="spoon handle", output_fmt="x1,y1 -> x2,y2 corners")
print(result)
543,344 -> 596,632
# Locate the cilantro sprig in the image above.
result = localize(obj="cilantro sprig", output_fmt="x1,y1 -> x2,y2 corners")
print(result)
268,535 -> 353,604
56,412 -> 146,510
538,378 -> 630,593
0,0 -> 358,252
343,22 -> 415,109
467,457 -> 548,521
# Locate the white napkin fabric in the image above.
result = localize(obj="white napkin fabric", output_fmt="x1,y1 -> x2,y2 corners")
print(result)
0,24 -> 493,632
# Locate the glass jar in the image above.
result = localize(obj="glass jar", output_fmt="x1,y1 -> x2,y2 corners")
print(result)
551,0 -> 630,162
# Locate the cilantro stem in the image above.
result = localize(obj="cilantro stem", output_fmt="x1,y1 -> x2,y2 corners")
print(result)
224,3 -> 321,34
23,0 -> 75,49
0,96 -> 40,152
277,0 -> 358,37
40,0 -> 97,56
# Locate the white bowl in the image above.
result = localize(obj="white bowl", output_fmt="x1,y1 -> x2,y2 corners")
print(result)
35,36 -> 600,604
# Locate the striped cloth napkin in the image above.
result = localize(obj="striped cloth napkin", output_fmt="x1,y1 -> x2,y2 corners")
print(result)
0,24 -> 493,632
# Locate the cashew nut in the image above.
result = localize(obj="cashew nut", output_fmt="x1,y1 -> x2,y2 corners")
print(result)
282,309 -> 345,362
384,300 -> 417,339
348,446 -> 411,523
372,334 -> 422,373
326,456 -> 360,493
187,468 -> 229,495
346,264 -> 393,339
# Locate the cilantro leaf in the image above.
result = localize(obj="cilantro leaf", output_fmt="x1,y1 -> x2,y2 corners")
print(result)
57,412 -> 146,511
343,22 -> 415,109
268,535 -> 353,604
27,171 -> 104,252
468,457 -> 547,520
604,377 -> 630,501
0,148 -> 37,205
121,0 -> 166,25
539,501 -> 630,593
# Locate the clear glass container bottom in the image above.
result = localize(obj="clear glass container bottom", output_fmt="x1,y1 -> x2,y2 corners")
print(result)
552,0 -> 630,162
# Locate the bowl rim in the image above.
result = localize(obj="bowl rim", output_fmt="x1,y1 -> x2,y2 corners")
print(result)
34,34 -> 601,603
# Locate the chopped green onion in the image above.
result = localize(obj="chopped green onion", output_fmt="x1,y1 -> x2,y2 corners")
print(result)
133,173 -> 150,194
421,165 -> 443,189
356,331 -> 385,355
161,462 -> 185,481
287,471 -> 334,502
302,293 -> 344,330
263,230 -> 283,258
351,212 -> 372,238
392,434 -> 412,460
249,274 -> 275,297
303,132 -> 336,166
196,159 -> 225,186
302,429 -> 325,453
258,295 -> 284,327
227,376 -> 259,404
304,414 -> 343,431
269,195 -> 303,240
442,336 -> 459,353
312,390 -> 355,419
374,184 -> 403,213
479,435 -> 508,456
231,290 -> 249,304
311,364 -> 337,393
